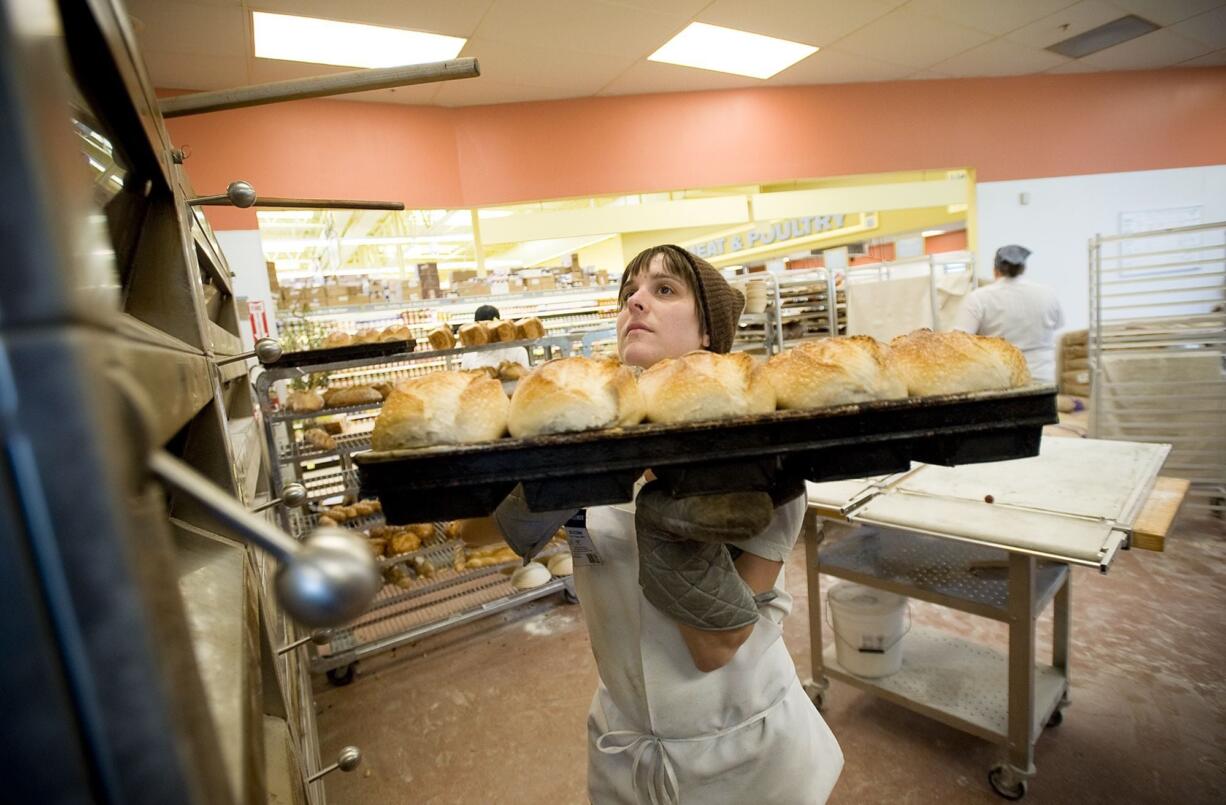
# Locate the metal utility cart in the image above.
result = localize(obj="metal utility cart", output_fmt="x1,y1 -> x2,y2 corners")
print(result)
255,336 -> 578,684
802,437 -> 1177,800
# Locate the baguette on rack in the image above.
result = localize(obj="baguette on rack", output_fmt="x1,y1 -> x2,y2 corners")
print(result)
372,370 -> 509,449
637,350 -> 774,424
507,356 -> 644,437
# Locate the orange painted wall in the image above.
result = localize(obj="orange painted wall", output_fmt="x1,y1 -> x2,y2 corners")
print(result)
164,68 -> 1226,230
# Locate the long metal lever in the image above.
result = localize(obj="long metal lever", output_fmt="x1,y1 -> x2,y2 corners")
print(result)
251,482 -> 308,514
189,181 -> 404,211
149,451 -> 379,628
306,746 -> 362,783
278,629 -> 332,656
160,58 -> 479,117
216,337 -> 284,366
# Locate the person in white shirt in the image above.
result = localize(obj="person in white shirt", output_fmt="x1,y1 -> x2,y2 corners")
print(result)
954,245 -> 1065,382
458,304 -> 530,372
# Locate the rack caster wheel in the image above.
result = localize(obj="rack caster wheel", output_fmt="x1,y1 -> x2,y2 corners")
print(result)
802,680 -> 827,711
1046,709 -> 1064,728
326,663 -> 356,687
562,587 -> 579,605
988,765 -> 1028,800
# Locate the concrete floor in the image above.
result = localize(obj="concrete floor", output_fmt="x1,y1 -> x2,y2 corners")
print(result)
316,511 -> 1225,805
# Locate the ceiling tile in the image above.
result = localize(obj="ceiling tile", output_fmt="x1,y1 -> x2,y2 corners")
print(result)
433,77 -> 592,107
1045,59 -> 1104,72
602,0 -> 712,14
1169,5 -> 1226,48
252,0 -> 495,36
904,69 -> 958,80
1103,0 -> 1226,26
460,36 -> 636,91
832,7 -> 994,68
1079,27 -> 1213,67
1177,47 -> 1226,64
697,0 -> 904,48
906,0 -> 1080,35
597,60 -> 763,96
931,37 -> 1071,76
247,58 -> 355,84
333,84 -> 445,105
764,47 -> 913,85
126,0 -> 246,56
1005,0 -> 1130,48
141,48 -> 248,90
473,0 -> 688,58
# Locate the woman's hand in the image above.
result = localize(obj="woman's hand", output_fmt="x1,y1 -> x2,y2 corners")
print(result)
677,552 -> 782,672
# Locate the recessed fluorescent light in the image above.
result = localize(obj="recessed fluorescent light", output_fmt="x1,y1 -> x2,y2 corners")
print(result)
921,230 -> 945,238
252,11 -> 465,69
648,22 -> 817,79
1046,15 -> 1158,59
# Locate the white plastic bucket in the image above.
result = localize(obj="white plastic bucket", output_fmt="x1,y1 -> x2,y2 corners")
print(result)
827,582 -> 909,678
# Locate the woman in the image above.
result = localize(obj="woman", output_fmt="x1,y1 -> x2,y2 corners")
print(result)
954,245 -> 1065,383
498,245 -> 842,804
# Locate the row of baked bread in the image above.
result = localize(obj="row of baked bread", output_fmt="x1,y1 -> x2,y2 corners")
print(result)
371,330 -> 1031,450
322,326 -> 412,348
426,316 -> 546,351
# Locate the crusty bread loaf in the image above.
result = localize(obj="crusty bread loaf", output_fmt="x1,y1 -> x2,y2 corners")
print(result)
508,356 -> 645,438
887,329 -> 1031,396
459,322 -> 488,347
288,390 -> 324,413
322,331 -> 353,348
326,386 -> 383,407
765,336 -> 907,409
491,319 -> 516,343
372,370 -> 509,449
427,326 -> 456,350
379,325 -> 412,342
515,317 -> 546,340
638,351 -> 775,424
354,328 -> 380,345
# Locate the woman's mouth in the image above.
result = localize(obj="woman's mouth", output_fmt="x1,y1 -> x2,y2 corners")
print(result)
626,323 -> 651,334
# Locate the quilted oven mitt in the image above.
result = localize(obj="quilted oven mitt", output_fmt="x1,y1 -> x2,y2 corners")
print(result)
635,481 -> 776,631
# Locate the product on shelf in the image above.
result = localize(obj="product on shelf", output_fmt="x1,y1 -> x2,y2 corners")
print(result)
379,325 -> 412,342
354,328 -> 381,345
302,427 -> 336,451
886,329 -> 1031,396
497,361 -> 527,381
288,389 -> 325,413
510,562 -> 551,590
507,356 -> 644,438
514,316 -> 546,340
458,322 -> 488,347
323,331 -> 354,348
427,326 -> 456,350
372,370 -> 509,450
490,319 -> 516,343
373,382 -> 394,400
765,336 -> 906,409
638,351 -> 774,424
324,385 -> 383,407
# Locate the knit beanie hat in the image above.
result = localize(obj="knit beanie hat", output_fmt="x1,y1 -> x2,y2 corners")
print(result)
620,245 -> 745,354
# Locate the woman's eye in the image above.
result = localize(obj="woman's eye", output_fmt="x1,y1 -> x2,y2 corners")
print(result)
657,285 -> 674,296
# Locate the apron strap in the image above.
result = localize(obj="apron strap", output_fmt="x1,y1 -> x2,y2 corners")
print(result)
595,689 -> 790,805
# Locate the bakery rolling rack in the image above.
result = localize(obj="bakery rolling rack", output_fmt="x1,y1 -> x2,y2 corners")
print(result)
256,337 -> 579,685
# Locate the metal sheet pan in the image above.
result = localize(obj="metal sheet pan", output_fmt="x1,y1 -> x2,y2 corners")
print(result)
356,385 -> 1057,523
264,338 -> 417,369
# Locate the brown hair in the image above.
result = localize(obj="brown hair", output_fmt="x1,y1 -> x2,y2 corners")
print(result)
618,245 -> 745,354
618,245 -> 707,339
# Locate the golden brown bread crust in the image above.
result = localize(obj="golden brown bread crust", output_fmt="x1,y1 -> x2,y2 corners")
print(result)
507,356 -> 645,437
427,326 -> 456,350
887,329 -> 1031,395
459,322 -> 488,347
326,386 -> 383,407
354,328 -> 380,345
491,320 -> 516,343
287,390 -> 324,413
637,351 -> 775,424
379,325 -> 412,342
372,370 -> 509,449
322,331 -> 353,348
765,336 -> 907,409
515,317 -> 546,340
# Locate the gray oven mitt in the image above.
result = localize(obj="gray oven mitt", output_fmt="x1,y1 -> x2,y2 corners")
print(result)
493,484 -> 577,563
635,481 -> 775,631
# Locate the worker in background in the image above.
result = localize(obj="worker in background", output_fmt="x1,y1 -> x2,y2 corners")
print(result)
459,304 -> 530,371
954,244 -> 1065,382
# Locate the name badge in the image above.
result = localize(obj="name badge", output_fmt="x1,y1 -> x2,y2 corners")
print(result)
565,510 -> 602,566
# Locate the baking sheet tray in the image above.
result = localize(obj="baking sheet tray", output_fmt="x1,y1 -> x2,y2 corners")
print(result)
264,338 -> 417,369
356,385 -> 1057,523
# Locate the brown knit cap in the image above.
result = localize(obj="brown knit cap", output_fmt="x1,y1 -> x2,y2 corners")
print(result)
619,245 -> 745,354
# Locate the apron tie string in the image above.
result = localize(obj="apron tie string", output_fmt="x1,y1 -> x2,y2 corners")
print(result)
595,690 -> 790,805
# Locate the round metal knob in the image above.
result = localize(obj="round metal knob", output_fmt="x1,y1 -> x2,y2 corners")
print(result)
275,527 -> 380,628
281,483 -> 308,508
227,180 -> 257,208
336,746 -> 362,773
254,337 -> 283,363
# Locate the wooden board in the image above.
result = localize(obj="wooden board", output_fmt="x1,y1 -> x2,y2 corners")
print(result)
1130,476 -> 1190,552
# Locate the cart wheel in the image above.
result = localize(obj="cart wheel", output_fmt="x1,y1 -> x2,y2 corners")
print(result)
1045,709 -> 1064,728
802,680 -> 827,711
988,765 -> 1028,801
326,664 -> 356,687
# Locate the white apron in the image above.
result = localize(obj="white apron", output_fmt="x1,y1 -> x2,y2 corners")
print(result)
573,494 -> 843,805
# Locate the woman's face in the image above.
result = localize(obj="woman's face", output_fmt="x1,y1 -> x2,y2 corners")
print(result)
617,253 -> 709,368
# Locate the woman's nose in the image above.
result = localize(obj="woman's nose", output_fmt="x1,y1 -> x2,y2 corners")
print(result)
628,287 -> 648,310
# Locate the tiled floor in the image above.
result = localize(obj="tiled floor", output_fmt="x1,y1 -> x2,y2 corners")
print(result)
316,511 -> 1224,804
